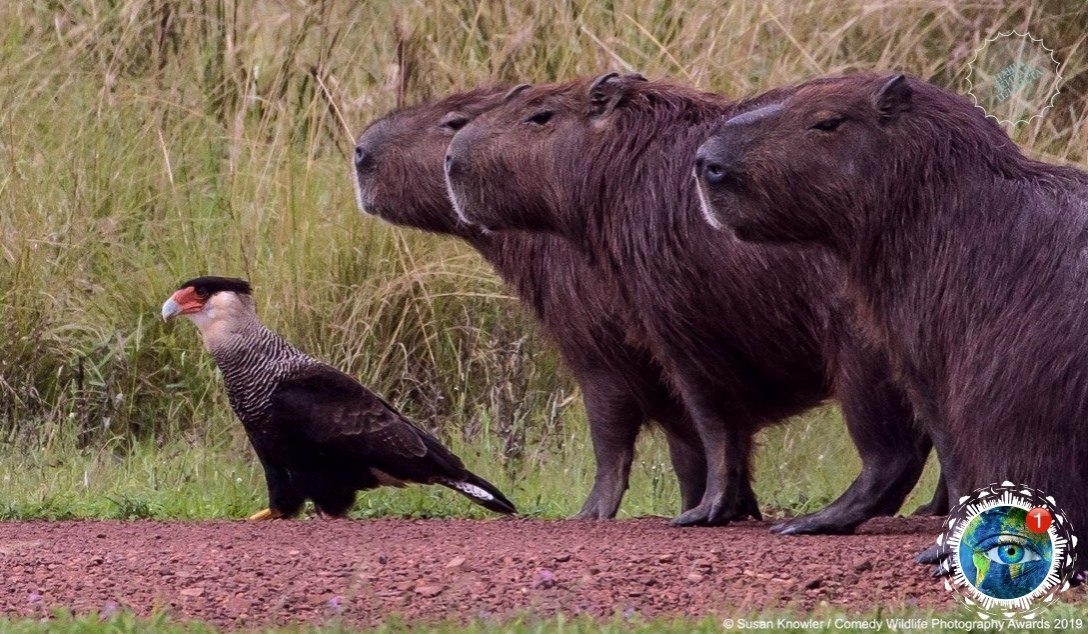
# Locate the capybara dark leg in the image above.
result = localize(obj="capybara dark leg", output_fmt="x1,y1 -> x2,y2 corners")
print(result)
912,472 -> 948,516
663,425 -> 707,513
672,407 -> 761,526
574,377 -> 644,519
916,450 -> 967,574
773,355 -> 929,535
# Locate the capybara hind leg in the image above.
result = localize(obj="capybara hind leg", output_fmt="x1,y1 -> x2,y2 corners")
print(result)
664,426 -> 706,513
574,384 -> 642,519
672,422 -> 759,526
912,472 -> 949,516
773,364 -> 928,535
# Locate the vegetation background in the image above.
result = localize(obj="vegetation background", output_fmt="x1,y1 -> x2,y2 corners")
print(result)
0,0 -> 1084,520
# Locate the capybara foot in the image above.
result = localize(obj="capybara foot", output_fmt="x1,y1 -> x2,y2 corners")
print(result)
915,544 -> 952,577
573,507 -> 612,520
770,513 -> 860,536
671,497 -> 759,526
915,544 -> 940,565
573,493 -> 619,520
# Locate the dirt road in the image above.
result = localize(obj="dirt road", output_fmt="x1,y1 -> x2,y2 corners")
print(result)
0,517 -> 1053,627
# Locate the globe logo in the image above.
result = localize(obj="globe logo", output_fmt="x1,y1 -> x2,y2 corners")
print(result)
958,506 -> 1052,600
937,482 -> 1078,619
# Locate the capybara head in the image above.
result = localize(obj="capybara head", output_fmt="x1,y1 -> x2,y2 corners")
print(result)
694,73 -> 1017,247
352,87 -> 511,235
444,73 -> 654,236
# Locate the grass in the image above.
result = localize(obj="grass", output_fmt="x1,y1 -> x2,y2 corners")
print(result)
0,1 -> 1080,521
3,604 -> 1088,633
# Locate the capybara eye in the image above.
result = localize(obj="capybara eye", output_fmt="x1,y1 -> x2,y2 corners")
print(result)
809,116 -> 846,132
525,110 -> 555,126
440,113 -> 470,131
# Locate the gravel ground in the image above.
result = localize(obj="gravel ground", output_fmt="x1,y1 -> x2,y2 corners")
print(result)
2,516 -> 1080,628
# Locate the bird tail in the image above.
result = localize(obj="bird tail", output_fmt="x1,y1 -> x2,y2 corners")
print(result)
441,472 -> 517,515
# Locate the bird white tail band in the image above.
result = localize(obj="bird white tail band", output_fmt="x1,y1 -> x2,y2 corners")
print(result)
446,480 -> 494,501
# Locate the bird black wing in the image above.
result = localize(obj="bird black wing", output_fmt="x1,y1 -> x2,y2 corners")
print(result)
268,363 -> 468,480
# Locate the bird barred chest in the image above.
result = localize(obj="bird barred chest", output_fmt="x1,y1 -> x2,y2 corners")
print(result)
210,328 -> 313,437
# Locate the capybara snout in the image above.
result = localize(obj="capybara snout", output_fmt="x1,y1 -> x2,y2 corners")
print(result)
697,74 -> 914,245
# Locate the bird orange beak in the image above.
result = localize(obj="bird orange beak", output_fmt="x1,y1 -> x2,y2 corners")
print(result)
161,286 -> 204,320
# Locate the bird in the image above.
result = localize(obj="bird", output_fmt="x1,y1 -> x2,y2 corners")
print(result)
161,275 -> 516,520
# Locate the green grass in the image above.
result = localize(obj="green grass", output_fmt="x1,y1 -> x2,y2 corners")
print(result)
4,605 -> 1088,633
0,403 -> 941,520
0,1 -> 1079,520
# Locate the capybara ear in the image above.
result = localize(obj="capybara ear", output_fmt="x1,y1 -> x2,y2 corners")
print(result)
873,74 -> 912,122
503,84 -> 531,102
589,72 -> 639,118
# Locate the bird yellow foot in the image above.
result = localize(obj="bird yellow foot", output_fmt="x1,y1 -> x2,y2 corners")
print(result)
247,508 -> 284,521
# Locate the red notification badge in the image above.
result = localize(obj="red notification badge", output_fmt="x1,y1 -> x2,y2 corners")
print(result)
1027,507 -> 1053,533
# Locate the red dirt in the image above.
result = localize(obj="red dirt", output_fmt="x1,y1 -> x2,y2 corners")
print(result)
0,517 -> 1080,627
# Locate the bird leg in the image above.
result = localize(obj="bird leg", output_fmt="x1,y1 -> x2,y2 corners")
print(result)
247,508 -> 284,521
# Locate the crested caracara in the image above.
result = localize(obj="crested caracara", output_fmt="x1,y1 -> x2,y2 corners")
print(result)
162,275 -> 516,519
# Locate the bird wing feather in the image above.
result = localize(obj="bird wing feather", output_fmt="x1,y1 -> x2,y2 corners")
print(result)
269,363 -> 443,463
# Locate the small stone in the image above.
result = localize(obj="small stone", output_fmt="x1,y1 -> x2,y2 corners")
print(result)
445,556 -> 467,569
555,553 -> 572,563
414,585 -> 443,597
804,577 -> 823,589
686,572 -> 704,583
180,587 -> 204,597
657,554 -> 675,563
853,560 -> 874,573
534,569 -> 557,589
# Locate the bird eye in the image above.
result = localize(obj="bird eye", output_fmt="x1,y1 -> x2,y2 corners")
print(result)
194,287 -> 209,299
810,116 -> 846,132
440,113 -> 470,131
525,110 -> 555,125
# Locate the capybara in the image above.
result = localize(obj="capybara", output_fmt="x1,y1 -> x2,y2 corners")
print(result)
445,73 -> 942,532
695,72 -> 1088,562
352,87 -> 707,519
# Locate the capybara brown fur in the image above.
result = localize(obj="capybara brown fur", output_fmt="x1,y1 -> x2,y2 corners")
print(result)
445,74 -> 941,532
352,88 -> 707,519
695,72 -> 1088,562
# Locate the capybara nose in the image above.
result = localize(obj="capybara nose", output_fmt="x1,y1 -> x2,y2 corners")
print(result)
354,145 -> 373,171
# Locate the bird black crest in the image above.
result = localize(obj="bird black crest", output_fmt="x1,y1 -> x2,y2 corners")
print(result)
177,276 -> 253,296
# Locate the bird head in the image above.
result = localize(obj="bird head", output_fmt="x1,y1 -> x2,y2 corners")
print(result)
162,276 -> 255,342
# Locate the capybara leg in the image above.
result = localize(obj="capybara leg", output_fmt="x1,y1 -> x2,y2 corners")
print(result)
663,426 -> 707,513
672,419 -> 759,526
912,472 -> 949,516
574,384 -> 642,519
773,364 -> 928,535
